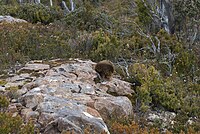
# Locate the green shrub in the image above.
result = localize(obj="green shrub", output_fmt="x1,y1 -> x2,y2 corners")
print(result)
135,0 -> 152,30
0,5 -> 18,16
0,95 -> 9,110
0,80 -> 7,86
128,63 -> 200,133
63,2 -> 115,31
0,113 -> 34,134
0,4 -> 63,24
0,23 -> 72,70
89,30 -> 121,61
17,4 -> 63,24
175,50 -> 199,80
129,63 -> 199,113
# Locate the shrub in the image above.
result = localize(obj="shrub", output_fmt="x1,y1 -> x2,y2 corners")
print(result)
63,2 -> 115,31
0,4 -> 63,24
0,23 -> 72,70
127,63 -> 200,133
0,95 -> 9,110
0,80 -> 7,86
89,30 -> 121,61
0,113 -> 34,134
17,4 -> 63,24
135,0 -> 152,30
129,63 -> 200,113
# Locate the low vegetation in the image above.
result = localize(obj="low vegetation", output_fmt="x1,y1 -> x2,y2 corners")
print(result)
0,0 -> 199,133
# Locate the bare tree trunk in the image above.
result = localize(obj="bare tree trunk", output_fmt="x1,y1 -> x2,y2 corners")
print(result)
35,0 -> 40,4
50,0 -> 53,6
70,0 -> 75,11
62,1 -> 70,14
61,0 -> 75,15
18,0 -> 23,4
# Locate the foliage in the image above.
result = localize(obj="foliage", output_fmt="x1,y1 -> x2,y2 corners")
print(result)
0,23 -> 72,70
135,0 -> 153,31
0,113 -> 34,134
0,0 -> 200,133
0,80 -> 7,86
0,4 -> 63,24
128,63 -> 200,132
0,95 -> 9,110
62,2 -> 115,32
89,30 -> 121,61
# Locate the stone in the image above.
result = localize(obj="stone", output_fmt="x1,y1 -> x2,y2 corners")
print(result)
0,16 -> 27,23
0,86 -> 6,92
14,59 -> 134,133
19,63 -> 50,72
19,92 -> 45,109
4,82 -> 24,88
36,95 -> 109,133
21,108 -> 39,122
11,99 -> 18,103
8,104 -> 18,113
94,96 -> 133,120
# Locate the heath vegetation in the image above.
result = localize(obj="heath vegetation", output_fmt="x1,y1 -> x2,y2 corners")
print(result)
0,0 -> 199,133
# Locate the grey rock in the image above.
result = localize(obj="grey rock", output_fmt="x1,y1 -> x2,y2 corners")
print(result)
15,59 -> 134,133
36,96 -> 109,133
8,104 -> 18,113
0,16 -> 27,23
11,99 -> 18,103
94,96 -> 133,120
19,63 -> 50,72
4,81 -> 24,88
19,92 -> 45,108
0,86 -> 6,92
21,108 -> 39,122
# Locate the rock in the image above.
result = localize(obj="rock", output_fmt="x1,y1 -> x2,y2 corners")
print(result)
21,108 -> 39,122
0,16 -> 27,23
12,112 -> 19,117
6,73 -> 32,83
19,63 -> 50,72
0,86 -> 6,92
14,59 -> 134,133
15,103 -> 24,111
36,96 -> 109,134
8,104 -> 18,113
11,99 -> 18,103
19,92 -> 45,109
4,81 -> 24,88
94,96 -> 133,120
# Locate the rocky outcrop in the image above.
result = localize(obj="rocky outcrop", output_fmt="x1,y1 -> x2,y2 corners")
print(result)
4,59 -> 134,133
0,16 -> 27,23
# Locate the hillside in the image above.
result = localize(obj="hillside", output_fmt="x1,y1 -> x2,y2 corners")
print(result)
0,0 -> 200,133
